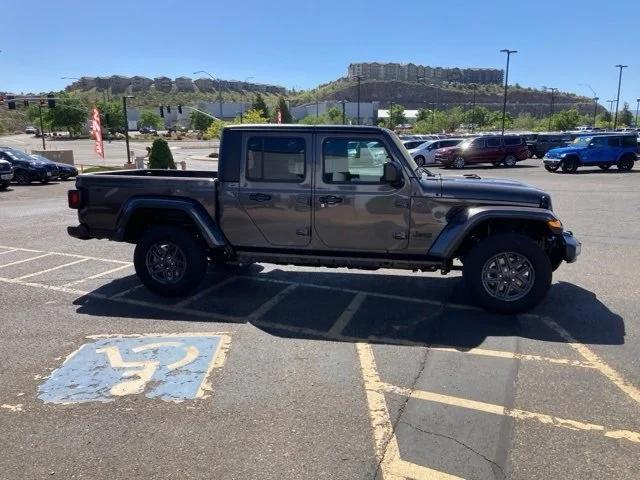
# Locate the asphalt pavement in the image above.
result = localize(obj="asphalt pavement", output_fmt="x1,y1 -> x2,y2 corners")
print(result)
0,160 -> 639,479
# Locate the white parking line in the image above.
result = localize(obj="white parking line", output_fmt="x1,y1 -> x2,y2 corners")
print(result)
62,263 -> 133,287
0,245 -> 130,264
0,248 -> 19,255
14,258 -> 90,281
174,276 -> 239,308
0,253 -> 54,269
246,283 -> 298,321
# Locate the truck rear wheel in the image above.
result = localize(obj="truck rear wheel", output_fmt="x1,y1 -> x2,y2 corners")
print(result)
617,156 -> 634,171
134,225 -> 207,297
463,233 -> 552,314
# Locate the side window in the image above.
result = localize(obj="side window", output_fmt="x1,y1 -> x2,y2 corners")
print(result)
246,136 -> 305,182
607,137 -> 620,147
622,136 -> 637,147
486,137 -> 501,147
591,136 -> 606,147
323,138 -> 389,184
470,138 -> 485,149
503,137 -> 522,146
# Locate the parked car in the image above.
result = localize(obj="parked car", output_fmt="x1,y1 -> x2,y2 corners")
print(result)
139,126 -> 158,135
29,154 -> 78,181
435,135 -> 529,169
0,158 -> 13,190
68,125 -> 580,313
25,126 -> 38,135
409,138 -> 464,166
543,134 -> 638,173
402,139 -> 428,151
0,147 -> 59,184
527,133 -> 573,158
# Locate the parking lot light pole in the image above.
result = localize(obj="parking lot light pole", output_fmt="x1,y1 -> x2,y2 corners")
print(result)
544,87 -> 558,130
606,99 -> 616,129
613,64 -> 628,130
471,83 -> 477,133
122,96 -> 134,164
499,49 -> 517,136
38,101 -> 46,150
593,97 -> 599,127
635,98 -> 640,128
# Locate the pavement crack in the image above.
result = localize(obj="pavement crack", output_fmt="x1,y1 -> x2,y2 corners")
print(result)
400,421 -> 507,480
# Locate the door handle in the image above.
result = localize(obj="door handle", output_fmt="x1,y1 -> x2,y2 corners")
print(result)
249,193 -> 271,202
318,195 -> 343,206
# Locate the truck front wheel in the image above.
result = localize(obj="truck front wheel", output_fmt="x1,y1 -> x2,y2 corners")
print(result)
463,233 -> 552,313
134,225 -> 207,297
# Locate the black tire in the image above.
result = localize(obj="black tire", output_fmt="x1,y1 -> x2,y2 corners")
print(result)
453,155 -> 465,169
60,175 -> 69,181
134,225 -> 207,297
503,154 -> 517,167
561,157 -> 578,173
544,164 -> 559,172
598,164 -> 612,170
414,155 -> 426,167
463,233 -> 552,314
14,170 -> 31,185
616,156 -> 634,172
40,178 -> 50,184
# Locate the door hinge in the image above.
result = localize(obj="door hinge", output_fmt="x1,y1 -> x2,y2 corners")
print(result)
394,199 -> 410,208
393,231 -> 408,240
296,227 -> 311,237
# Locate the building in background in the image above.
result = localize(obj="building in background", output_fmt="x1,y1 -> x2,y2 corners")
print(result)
348,62 -> 503,85
291,101 -> 380,125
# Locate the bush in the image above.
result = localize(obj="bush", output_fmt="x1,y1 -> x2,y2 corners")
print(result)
148,138 -> 176,169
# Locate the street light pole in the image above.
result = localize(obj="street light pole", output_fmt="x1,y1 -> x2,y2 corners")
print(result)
355,75 -> 361,125
544,87 -> 558,130
194,70 -> 223,119
593,97 -> 599,127
613,64 -> 628,130
122,96 -> 134,164
607,99 -> 616,129
340,100 -> 346,125
499,49 -> 517,135
38,102 -> 46,150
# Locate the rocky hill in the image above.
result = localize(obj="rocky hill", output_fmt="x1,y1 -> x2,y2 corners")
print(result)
305,79 -> 601,118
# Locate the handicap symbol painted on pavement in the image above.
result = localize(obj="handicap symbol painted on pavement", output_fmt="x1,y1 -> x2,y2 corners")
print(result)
38,333 -> 230,404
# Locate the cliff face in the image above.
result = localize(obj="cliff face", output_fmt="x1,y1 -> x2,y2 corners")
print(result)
64,76 -> 286,95
320,80 -> 600,117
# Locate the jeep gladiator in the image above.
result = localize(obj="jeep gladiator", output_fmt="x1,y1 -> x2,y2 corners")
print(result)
68,125 -> 580,313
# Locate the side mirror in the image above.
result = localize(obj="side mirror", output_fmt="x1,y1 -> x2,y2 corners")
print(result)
382,162 -> 402,186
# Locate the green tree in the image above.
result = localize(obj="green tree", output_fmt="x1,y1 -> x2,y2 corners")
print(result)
416,108 -> 430,122
242,108 -> 268,124
138,110 -> 163,129
203,118 -> 227,139
616,102 -> 633,127
97,100 -> 124,133
276,97 -> 293,123
251,93 -> 269,119
148,138 -> 176,169
26,104 -> 52,131
190,110 -> 214,131
48,94 -> 89,136
512,112 -> 537,131
300,115 -> 326,125
326,106 -> 342,124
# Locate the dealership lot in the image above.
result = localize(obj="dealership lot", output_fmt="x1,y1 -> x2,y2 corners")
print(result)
1,161 -> 639,479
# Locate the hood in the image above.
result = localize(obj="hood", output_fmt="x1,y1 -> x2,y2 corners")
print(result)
425,174 -> 549,207
546,145 -> 585,157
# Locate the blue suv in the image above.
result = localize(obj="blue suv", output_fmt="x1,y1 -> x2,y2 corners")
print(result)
543,134 -> 638,173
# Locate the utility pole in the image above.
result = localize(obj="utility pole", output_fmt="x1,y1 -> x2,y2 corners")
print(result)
613,64 -> 628,130
500,49 -> 517,135
122,96 -> 134,164
355,75 -> 362,125
471,83 -> 477,133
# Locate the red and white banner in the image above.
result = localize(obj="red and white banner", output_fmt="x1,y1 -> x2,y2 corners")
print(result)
91,107 -> 104,158
277,108 -> 282,124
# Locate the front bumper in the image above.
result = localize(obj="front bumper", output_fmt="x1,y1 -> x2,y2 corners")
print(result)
543,157 -> 561,166
561,231 -> 581,263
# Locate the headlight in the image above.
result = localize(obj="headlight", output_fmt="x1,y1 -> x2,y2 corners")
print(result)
559,153 -> 567,158
540,195 -> 553,210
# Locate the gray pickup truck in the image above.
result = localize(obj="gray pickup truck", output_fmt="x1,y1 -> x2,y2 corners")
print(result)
68,125 -> 580,313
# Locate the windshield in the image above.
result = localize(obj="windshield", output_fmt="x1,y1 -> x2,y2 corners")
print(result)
30,154 -> 53,163
1,149 -> 38,162
572,136 -> 592,145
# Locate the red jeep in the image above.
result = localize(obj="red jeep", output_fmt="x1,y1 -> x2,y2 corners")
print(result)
435,135 -> 529,169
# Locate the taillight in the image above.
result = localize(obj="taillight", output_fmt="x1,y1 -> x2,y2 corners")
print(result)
68,189 -> 82,209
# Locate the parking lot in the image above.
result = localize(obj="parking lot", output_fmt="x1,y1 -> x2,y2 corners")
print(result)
1,160 -> 639,479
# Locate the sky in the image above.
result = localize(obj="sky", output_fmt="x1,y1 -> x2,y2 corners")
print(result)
1,0 -> 639,107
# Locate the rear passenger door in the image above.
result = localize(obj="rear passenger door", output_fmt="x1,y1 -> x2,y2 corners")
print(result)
484,137 -> 504,162
238,132 -> 312,246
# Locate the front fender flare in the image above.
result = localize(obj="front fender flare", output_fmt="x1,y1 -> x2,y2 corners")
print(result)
114,197 -> 226,248
427,206 -> 559,260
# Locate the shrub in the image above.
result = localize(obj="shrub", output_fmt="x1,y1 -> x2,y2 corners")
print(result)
148,138 -> 176,169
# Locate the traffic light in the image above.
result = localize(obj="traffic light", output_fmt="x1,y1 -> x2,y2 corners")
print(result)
7,95 -> 16,110
159,106 -> 164,118
177,104 -> 182,114
166,105 -> 171,114
47,94 -> 55,108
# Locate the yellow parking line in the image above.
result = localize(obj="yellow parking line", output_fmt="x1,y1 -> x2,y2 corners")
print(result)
13,258 -> 90,281
196,334 -> 232,399
328,293 -> 367,336
383,383 -> 640,445
0,253 -> 54,269
356,343 -> 465,480
62,263 -> 133,287
538,316 -> 640,405
246,284 -> 298,321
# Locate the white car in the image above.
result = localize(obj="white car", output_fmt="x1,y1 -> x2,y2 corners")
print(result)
408,138 -> 464,166
402,139 -> 428,151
